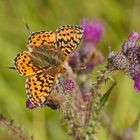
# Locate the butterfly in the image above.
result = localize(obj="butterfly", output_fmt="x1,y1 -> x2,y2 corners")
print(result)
14,24 -> 84,109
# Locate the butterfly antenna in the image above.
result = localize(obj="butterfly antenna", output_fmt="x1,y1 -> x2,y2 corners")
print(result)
22,19 -> 32,34
107,43 -> 112,53
24,23 -> 32,35
7,66 -> 16,70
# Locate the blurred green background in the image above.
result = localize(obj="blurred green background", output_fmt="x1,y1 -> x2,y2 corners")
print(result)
0,0 -> 140,140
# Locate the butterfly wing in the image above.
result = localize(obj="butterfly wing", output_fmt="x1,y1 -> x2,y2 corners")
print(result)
14,51 -> 44,76
26,71 -> 56,107
56,25 -> 84,61
27,31 -> 56,53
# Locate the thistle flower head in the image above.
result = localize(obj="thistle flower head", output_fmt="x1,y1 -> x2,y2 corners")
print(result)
65,80 -> 74,90
81,18 -> 104,46
122,32 -> 140,55
108,32 -> 140,92
79,18 -> 105,72
68,18 -> 104,72
107,52 -> 129,71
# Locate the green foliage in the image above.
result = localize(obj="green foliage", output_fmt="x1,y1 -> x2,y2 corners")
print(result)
99,82 -> 116,110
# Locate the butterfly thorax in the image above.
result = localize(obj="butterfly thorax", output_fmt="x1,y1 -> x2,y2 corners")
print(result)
30,51 -> 59,67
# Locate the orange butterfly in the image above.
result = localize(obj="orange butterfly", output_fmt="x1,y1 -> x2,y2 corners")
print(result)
14,24 -> 84,108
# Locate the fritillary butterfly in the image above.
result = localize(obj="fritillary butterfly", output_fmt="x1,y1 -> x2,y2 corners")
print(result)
14,25 -> 84,108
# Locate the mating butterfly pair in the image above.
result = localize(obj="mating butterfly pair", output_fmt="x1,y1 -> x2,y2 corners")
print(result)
14,25 -> 84,109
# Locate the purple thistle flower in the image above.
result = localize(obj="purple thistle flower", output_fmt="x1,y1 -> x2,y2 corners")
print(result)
108,32 -> 140,92
80,42 -> 93,56
81,18 -> 104,46
65,80 -> 74,90
126,45 -> 140,92
122,32 -> 140,55
77,18 -> 105,72
134,73 -> 140,92
107,52 -> 129,71
26,99 -> 36,109
128,62 -> 140,79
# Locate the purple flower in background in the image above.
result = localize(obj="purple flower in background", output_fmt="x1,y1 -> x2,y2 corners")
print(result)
78,18 -> 105,72
86,62 -> 95,71
65,80 -> 74,90
80,42 -> 93,56
81,88 -> 89,102
81,18 -> 104,46
69,51 -> 80,68
26,99 -> 36,109
134,73 -> 140,92
86,49 -> 104,71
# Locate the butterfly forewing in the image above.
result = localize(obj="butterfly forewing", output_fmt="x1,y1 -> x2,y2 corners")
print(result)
56,25 -> 84,61
27,31 -> 56,53
14,51 -> 43,76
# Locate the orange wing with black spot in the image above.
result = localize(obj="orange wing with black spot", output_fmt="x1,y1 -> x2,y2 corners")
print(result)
27,31 -> 56,53
26,71 -> 56,107
14,51 -> 43,76
56,25 -> 84,61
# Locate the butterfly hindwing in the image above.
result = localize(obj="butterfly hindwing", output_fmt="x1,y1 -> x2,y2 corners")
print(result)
26,71 -> 56,107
